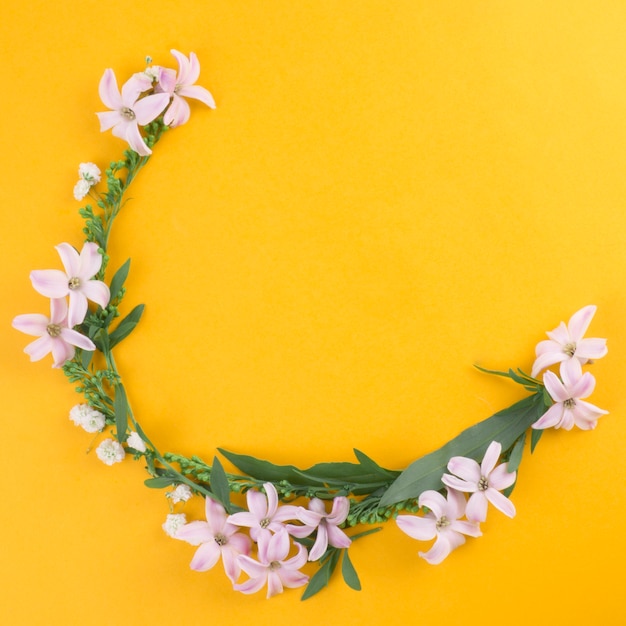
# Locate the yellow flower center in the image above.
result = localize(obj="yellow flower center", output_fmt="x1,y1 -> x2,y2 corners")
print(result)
46,324 -> 62,338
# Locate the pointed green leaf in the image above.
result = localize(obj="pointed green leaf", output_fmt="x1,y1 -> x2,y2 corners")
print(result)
80,348 -> 93,370
530,427 -> 543,453
109,304 -> 145,348
113,383 -> 128,442
144,476 -> 178,489
109,258 -> 131,298
218,448 -> 304,483
507,432 -> 526,474
341,550 -> 361,591
353,449 -> 400,480
210,456 -> 232,511
379,392 -> 546,507
301,549 -> 341,601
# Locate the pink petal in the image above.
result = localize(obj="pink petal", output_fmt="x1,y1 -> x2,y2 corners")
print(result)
575,337 -> 608,360
120,73 -> 152,106
272,504 -> 301,523
326,524 -> 351,550
23,335 -> 53,361
171,49 -> 195,85
246,489 -> 268,521
98,69 -> 122,110
283,542 -> 308,570
442,473 -> 476,493
485,488 -> 516,518
30,269 -> 69,298
51,337 -> 75,367
121,122 -> 152,156
447,456 -> 481,483
133,92 -> 171,125
419,534 -> 456,565
80,280 -> 110,309
327,496 -> 350,524
237,554 -> 268,578
297,508 -> 323,527
77,242 -> 103,279
568,371 -> 595,399
266,571 -> 284,598
531,349 -> 566,378
234,571 -> 267,595
543,371 -> 570,403
68,291 -> 88,328
204,498 -> 227,534
567,305 -> 596,341
285,523 -> 314,538
226,532 -> 251,556
221,547 -> 242,583
481,441 -> 502,476
266,530 -> 290,562
278,567 -> 309,589
227,511 -> 258,529
59,328 -> 96,351
158,67 -> 177,94
489,464 -> 516,490
12,314 -> 48,336
308,523 -> 328,561
444,488 -> 467,519
177,84 -> 216,108
418,490 -> 447,518
163,94 -> 190,127
546,321 -> 571,345
449,520 -> 482,538
175,521 -> 212,546
189,541 -> 221,571
465,492 -> 488,522
532,404 -> 563,430
573,400 -> 608,421
50,298 -> 69,324
396,515 -> 436,541
55,243 -> 80,277
263,483 -> 279,517
96,110 -> 122,132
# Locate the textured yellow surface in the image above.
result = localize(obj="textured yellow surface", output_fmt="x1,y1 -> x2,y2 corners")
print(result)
1,1 -> 625,624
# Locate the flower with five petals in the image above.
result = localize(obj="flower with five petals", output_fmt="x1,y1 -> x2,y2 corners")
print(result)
286,497 -> 352,561
96,69 -> 170,156
30,242 -> 110,328
175,497 -> 252,584
531,305 -> 608,379
396,489 -> 481,565
12,298 -> 96,367
442,441 -> 516,522
235,529 -> 308,598
156,49 -> 216,127
533,369 -> 608,431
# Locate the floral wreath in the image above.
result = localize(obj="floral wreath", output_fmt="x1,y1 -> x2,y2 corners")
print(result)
12,51 -> 609,600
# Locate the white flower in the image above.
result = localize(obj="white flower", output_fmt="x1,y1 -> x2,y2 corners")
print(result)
126,431 -> 147,452
144,65 -> 161,81
96,439 -> 126,466
69,404 -> 106,433
167,484 -> 193,504
73,179 -> 91,201
78,162 -> 101,184
163,513 -> 187,537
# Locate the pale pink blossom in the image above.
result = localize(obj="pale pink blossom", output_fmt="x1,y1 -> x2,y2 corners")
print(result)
156,49 -> 216,127
396,489 -> 481,565
96,69 -> 170,156
286,497 -> 351,561
30,242 -> 110,327
175,497 -> 252,583
533,369 -> 608,431
235,529 -> 308,598
227,482 -> 299,541
531,305 -> 608,379
12,298 -> 96,367
442,441 -> 516,523
96,438 -> 126,466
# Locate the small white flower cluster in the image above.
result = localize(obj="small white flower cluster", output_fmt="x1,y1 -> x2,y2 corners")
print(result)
126,431 -> 147,453
96,438 -> 126,466
73,162 -> 101,201
167,484 -> 193,504
163,513 -> 187,538
69,403 -> 106,433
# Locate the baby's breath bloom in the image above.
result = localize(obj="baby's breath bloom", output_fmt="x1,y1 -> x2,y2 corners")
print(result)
168,484 -> 193,504
126,431 -> 147,452
69,404 -> 106,433
163,513 -> 187,538
78,162 -> 101,184
73,179 -> 91,201
96,439 -> 125,466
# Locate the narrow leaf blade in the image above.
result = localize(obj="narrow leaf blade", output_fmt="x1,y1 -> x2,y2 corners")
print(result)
341,550 -> 361,591
113,383 -> 128,443
210,456 -> 232,511
109,304 -> 145,348
109,258 -> 131,298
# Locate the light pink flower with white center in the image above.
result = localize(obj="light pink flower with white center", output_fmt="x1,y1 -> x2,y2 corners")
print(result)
396,489 -> 481,565
533,369 -> 608,431
442,441 -> 517,523
12,298 -> 96,368
286,497 -> 352,561
96,69 -> 170,156
227,482 -> 300,541
531,305 -> 608,380
175,497 -> 252,584
30,242 -> 110,328
235,529 -> 309,598
156,49 -> 216,127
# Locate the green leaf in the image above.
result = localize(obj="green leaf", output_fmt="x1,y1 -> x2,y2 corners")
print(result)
301,549 -> 341,600
113,383 -> 129,443
507,432 -> 526,474
341,550 -> 361,591
347,526 -> 383,542
109,258 -> 131,298
379,393 -> 546,507
530,427 -> 543,453
80,348 -> 93,370
210,456 -> 232,511
218,449 -> 304,483
109,304 -> 145,348
144,476 -> 178,489
353,449 -> 400,480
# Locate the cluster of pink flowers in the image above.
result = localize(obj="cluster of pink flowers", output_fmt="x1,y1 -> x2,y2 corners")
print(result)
97,49 -> 215,156
530,305 -> 608,430
12,242 -> 109,367
170,483 -> 352,598
396,441 -> 515,564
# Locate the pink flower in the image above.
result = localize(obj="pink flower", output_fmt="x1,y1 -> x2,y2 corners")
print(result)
157,49 -> 216,127
396,489 -> 481,565
286,497 -> 351,561
96,69 -> 170,156
442,441 -> 516,522
12,298 -> 96,367
531,305 -> 608,379
175,497 -> 252,584
235,529 -> 309,598
30,242 -> 110,328
533,369 -> 608,431
227,482 -> 299,541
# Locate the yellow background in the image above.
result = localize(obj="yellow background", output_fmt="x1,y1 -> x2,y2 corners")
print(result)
1,1 -> 625,624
